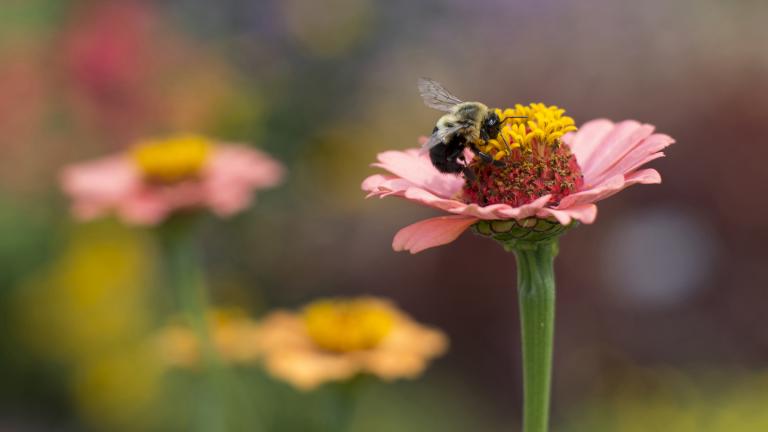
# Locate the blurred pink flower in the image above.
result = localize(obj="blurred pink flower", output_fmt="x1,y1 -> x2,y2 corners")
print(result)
64,2 -> 153,102
61,136 -> 284,225
363,119 -> 674,253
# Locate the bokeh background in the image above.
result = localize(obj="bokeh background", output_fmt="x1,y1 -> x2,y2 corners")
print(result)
2,0 -> 768,431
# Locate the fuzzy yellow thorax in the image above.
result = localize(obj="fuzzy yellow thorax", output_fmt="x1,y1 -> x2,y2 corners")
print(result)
303,298 -> 395,352
480,103 -> 577,160
131,134 -> 212,182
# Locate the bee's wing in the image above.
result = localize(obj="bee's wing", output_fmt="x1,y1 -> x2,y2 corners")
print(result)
418,78 -> 463,112
419,124 -> 465,154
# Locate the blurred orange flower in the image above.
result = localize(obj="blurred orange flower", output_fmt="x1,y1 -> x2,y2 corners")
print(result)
154,308 -> 261,368
256,297 -> 448,391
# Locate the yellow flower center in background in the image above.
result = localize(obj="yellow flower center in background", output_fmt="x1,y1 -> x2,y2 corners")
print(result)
131,134 -> 212,182
303,298 -> 395,352
479,103 -> 577,160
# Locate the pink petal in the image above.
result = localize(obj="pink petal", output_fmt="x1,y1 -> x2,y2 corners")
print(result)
564,119 -> 615,167
372,149 -> 463,198
203,145 -> 285,217
362,174 -> 392,194
588,133 -> 673,186
60,155 -> 141,221
624,168 -> 661,185
402,187 -> 472,213
362,174 -> 418,198
61,155 -> 138,201
557,174 -> 627,208
579,120 -> 655,183
537,204 -> 597,225
118,182 -> 205,225
393,215 -> 478,254
558,168 -> 661,209
558,119 -> 674,211
207,145 -> 285,189
402,187 -> 551,220
493,195 -> 553,219
116,189 -> 173,225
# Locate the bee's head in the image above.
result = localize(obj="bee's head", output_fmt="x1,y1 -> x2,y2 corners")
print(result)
481,111 -> 502,139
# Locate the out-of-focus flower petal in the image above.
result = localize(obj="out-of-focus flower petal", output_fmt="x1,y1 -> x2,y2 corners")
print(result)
264,349 -> 359,391
393,215 -> 478,254
116,189 -> 172,225
361,315 -> 448,379
204,145 -> 285,217
60,155 -> 140,221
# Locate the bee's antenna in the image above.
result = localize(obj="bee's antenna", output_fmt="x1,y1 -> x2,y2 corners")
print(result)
498,115 -> 528,123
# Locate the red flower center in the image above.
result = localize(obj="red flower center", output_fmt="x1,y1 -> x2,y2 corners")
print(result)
462,142 -> 583,207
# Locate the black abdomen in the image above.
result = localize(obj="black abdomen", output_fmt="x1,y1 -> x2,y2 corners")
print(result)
429,134 -> 467,174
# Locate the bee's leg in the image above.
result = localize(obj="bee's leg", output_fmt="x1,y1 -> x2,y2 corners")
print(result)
462,166 -> 477,182
476,150 -> 505,167
481,152 -> 505,167
469,142 -> 505,167
476,151 -> 493,163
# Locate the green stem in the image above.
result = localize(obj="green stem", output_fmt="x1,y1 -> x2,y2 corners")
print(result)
513,240 -> 558,432
158,215 -> 226,432
328,375 -> 365,432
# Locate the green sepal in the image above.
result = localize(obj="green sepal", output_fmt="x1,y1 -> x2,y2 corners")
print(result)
472,218 -> 576,251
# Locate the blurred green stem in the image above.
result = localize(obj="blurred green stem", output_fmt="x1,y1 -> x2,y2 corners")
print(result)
512,240 -> 558,432
158,215 -> 226,432
329,376 -> 364,432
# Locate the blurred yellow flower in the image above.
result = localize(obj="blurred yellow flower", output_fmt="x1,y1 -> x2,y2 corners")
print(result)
256,297 -> 448,391
14,222 -> 159,430
154,308 -> 261,368
73,345 -> 163,429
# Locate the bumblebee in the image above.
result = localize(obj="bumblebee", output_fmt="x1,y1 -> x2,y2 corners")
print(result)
418,78 -> 523,176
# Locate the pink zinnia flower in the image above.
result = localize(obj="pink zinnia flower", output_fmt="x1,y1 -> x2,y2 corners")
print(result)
363,104 -> 674,253
61,134 -> 285,225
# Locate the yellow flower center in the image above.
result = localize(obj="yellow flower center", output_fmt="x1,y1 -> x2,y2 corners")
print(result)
303,298 -> 395,352
478,103 -> 578,160
131,134 -> 212,182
